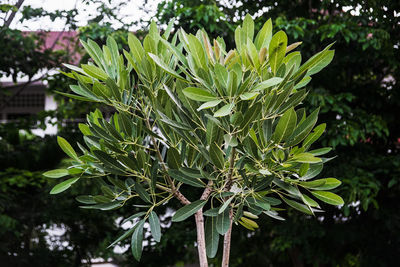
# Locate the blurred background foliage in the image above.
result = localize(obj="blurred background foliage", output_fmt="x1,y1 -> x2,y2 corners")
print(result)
1,0 -> 399,266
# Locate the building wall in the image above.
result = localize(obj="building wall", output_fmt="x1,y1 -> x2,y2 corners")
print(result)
1,81 -> 58,136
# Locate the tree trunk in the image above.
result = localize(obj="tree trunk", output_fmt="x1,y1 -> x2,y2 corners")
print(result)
221,209 -> 233,267
195,210 -> 208,267
222,148 -> 236,266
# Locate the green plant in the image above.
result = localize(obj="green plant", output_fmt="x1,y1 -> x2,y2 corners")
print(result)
44,15 -> 343,266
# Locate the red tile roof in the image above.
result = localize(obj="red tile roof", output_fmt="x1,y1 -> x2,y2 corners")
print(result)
24,31 -> 81,64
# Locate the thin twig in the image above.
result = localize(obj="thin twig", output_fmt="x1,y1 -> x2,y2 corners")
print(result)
144,113 -> 190,205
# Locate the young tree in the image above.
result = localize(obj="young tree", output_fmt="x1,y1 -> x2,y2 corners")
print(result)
44,15 -> 343,266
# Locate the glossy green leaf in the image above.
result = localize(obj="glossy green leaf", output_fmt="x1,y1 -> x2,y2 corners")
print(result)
216,209 -> 230,235
291,153 -> 322,163
204,207 -> 220,217
254,18 -> 272,50
80,201 -> 123,211
302,194 -> 320,208
80,201 -> 122,211
57,136 -> 79,161
307,178 -> 342,190
273,178 -> 302,197
50,178 -> 79,194
263,210 -> 285,221
93,150 -> 125,171
55,91 -> 98,102
63,63 -> 85,74
213,103 -> 234,117
101,185 -> 115,198
209,143 -> 225,169
255,198 -> 271,211
75,195 -> 96,205
172,200 -> 207,222
69,84 -> 100,100
219,196 -> 234,214
272,108 -> 297,143
309,147 -> 332,156
263,197 -> 282,206
293,43 -> 334,80
239,92 -> 259,100
182,87 -> 216,102
269,31 -> 288,74
197,99 -> 222,111
303,123 -> 326,148
301,163 -> 323,180
148,53 -> 185,81
43,169 -> 69,179
252,77 -> 283,91
135,182 -> 151,203
168,169 -> 205,188
281,196 -> 313,215
241,103 -> 262,129
235,26 -> 245,51
214,63 -> 228,88
128,33 -> 144,62
78,123 -> 91,135
167,147 -> 181,169
187,34 -> 207,69
82,64 -> 108,81
149,211 -> 161,242
158,113 -> 192,131
206,119 -> 220,145
205,216 -> 219,258
286,108 -> 319,147
131,219 -> 145,261
299,179 -> 326,188
242,14 -> 254,42
307,50 -> 335,76
80,39 -> 103,67
312,191 -> 344,206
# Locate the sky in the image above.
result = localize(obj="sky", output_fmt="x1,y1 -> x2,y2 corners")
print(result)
9,0 -> 161,31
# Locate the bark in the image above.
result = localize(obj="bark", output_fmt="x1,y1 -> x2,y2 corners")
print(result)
221,148 -> 236,266
195,210 -> 208,267
221,209 -> 233,267
193,181 -> 213,267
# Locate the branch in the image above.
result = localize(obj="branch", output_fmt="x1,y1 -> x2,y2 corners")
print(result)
3,0 -> 24,29
222,148 -> 236,266
194,210 -> 208,267
194,182 -> 212,267
201,180 -> 213,200
222,209 -> 233,267
224,147 -> 236,191
144,115 -> 190,205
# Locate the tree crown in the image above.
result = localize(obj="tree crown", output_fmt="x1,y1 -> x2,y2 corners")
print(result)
44,14 -> 343,261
